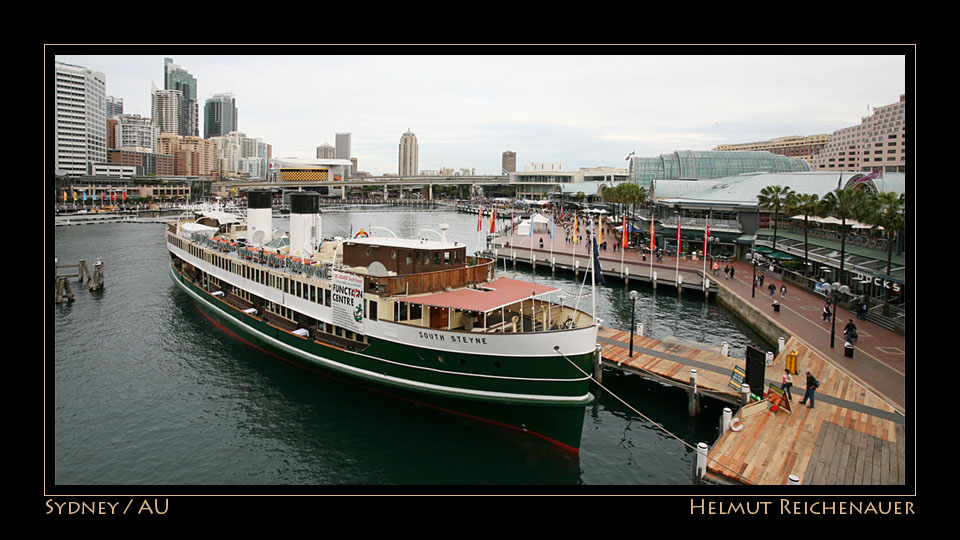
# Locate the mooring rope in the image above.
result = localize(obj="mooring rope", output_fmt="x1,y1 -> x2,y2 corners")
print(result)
554,345 -> 752,484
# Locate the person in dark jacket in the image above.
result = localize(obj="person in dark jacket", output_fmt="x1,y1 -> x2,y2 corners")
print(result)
799,371 -> 818,409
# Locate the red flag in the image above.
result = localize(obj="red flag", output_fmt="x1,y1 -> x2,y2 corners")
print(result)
621,215 -> 627,249
649,219 -> 655,251
676,217 -> 681,251
477,208 -> 482,232
490,209 -> 496,233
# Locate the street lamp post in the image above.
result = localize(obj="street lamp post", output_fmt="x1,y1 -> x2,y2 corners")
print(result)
629,290 -> 639,357
824,281 -> 851,348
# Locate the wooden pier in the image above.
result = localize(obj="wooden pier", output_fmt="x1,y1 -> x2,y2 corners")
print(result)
485,244 -> 717,295
596,327 -> 905,486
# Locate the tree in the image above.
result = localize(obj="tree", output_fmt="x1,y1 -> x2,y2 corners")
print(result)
757,185 -> 795,250
785,192 -> 820,276
863,191 -> 905,315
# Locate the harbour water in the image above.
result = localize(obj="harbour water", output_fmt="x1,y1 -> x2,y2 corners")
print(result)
51,208 -> 774,487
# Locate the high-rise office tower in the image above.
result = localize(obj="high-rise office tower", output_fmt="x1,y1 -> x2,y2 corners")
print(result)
164,58 -> 198,137
336,133 -> 352,178
502,151 -> 516,174
335,133 -> 351,160
151,82 -> 182,135
106,95 -> 124,118
204,93 -> 238,139
316,142 -> 335,159
399,129 -> 418,176
55,62 -> 107,176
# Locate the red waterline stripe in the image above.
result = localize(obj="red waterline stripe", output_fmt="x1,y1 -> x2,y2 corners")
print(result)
191,303 -> 581,455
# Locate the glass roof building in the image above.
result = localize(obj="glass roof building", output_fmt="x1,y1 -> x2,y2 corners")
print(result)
629,150 -> 810,192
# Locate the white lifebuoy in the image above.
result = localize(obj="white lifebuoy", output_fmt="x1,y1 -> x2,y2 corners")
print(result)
730,418 -> 744,432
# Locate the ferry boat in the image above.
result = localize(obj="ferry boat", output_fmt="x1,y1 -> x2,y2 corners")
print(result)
166,190 -> 598,452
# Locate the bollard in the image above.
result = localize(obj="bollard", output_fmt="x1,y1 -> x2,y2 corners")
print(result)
765,351 -> 774,367
741,383 -> 751,405
551,256 -> 555,274
678,273 -> 683,292
695,442 -> 708,482
532,253 -> 536,271
788,474 -> 801,485
574,260 -> 579,277
778,337 -> 785,353
652,271 -> 657,290
722,407 -> 732,432
636,323 -> 643,337
721,341 -> 729,357
688,369 -> 700,416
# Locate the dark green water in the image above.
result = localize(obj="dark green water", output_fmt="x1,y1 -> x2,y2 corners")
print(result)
51,210 -> 772,487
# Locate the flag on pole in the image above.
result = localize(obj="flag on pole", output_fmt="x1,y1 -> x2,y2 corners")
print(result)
677,216 -> 681,251
593,238 -> 606,285
621,215 -> 627,249
573,214 -> 578,244
490,209 -> 496,233
477,207 -> 482,232
649,219 -> 656,251
703,219 -> 710,254
597,216 -> 602,245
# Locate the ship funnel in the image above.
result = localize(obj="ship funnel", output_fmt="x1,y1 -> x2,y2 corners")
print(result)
439,223 -> 449,243
289,191 -> 321,256
246,189 -> 273,246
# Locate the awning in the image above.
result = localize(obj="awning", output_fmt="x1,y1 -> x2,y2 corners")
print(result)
767,251 -> 799,260
751,246 -> 774,254
409,278 -> 559,313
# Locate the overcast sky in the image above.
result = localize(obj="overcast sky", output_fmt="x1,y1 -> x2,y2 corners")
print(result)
52,50 -> 907,176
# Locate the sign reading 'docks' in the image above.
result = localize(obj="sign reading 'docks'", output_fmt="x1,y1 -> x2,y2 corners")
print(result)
331,270 -> 365,335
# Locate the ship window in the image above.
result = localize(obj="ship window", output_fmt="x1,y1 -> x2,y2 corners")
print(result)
325,288 -> 331,307
406,253 -> 413,265
368,300 -> 378,321
410,303 -> 422,320
422,252 -> 429,265
433,252 -> 442,265
444,251 -> 451,264
335,326 -> 342,337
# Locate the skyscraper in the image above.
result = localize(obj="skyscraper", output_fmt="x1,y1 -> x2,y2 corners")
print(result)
502,151 -> 516,174
336,133 -> 352,178
55,62 -> 107,176
164,58 -> 198,137
106,95 -> 124,118
316,142 -> 335,159
204,93 -> 238,139
399,129 -> 418,176
151,82 -> 182,135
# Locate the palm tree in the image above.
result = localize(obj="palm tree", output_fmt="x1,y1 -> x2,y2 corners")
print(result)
785,192 -> 820,276
820,187 -> 867,346
757,185 -> 795,250
863,191 -> 905,315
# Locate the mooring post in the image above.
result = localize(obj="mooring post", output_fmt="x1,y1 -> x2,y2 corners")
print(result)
788,474 -> 801,485
652,271 -> 657,290
624,266 -> 629,285
636,322 -> 643,337
740,383 -> 751,405
721,407 -> 732,432
694,442 -> 708,483
687,368 -> 700,416
778,336 -> 785,354
721,341 -> 730,356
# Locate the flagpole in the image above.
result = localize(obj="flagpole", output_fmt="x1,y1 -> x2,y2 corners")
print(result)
675,210 -> 681,288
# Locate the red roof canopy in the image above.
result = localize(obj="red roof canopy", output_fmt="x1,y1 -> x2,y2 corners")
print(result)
409,277 -> 559,312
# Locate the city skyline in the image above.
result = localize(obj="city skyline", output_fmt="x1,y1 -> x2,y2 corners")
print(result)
51,51 -> 907,176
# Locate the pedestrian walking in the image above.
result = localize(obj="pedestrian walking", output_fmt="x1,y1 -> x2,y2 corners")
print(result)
768,284 -> 776,297
823,303 -> 832,323
799,371 -> 819,409
729,266 -> 735,279
759,274 -> 765,287
782,369 -> 794,401
780,285 -> 787,298
843,319 -> 858,344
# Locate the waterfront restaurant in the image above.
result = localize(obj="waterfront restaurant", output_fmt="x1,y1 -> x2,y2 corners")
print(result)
651,170 -> 906,332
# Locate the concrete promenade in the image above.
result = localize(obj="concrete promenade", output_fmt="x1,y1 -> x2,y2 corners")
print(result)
491,227 -> 908,415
